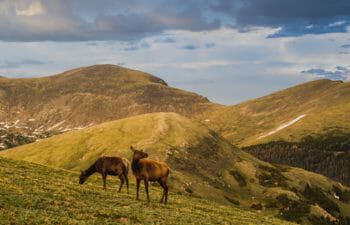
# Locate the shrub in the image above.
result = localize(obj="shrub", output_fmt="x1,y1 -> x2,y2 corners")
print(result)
276,194 -> 310,223
229,170 -> 247,187
303,185 -> 340,217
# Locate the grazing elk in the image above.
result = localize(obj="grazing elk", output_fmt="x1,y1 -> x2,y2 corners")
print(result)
130,146 -> 170,204
79,156 -> 129,194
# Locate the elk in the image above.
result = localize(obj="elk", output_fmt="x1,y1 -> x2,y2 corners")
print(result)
130,146 -> 170,204
79,156 -> 129,194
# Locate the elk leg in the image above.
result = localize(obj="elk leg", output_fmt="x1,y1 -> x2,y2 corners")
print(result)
102,172 -> 107,190
158,179 -> 165,203
136,179 -> 141,200
144,179 -> 150,202
118,175 -> 124,193
124,173 -> 129,194
161,177 -> 168,205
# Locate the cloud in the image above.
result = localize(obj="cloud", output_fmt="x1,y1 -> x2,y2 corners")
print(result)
205,43 -> 216,48
301,66 -> 350,81
212,0 -> 350,38
183,44 -> 199,50
155,37 -> 176,43
0,0 -> 220,42
86,42 -> 98,46
123,41 -> 150,51
1,0 -> 349,42
341,44 -> 350,48
123,46 -> 139,51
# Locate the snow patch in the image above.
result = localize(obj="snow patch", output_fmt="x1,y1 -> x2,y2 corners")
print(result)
205,119 -> 210,122
2,120 -> 21,129
28,118 -> 35,122
73,123 -> 94,131
258,115 -> 306,139
334,193 -> 340,200
0,143 -> 5,148
47,120 -> 66,131
35,125 -> 44,131
62,128 -> 72,132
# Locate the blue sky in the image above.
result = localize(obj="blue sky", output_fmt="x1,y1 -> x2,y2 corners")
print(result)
0,0 -> 350,105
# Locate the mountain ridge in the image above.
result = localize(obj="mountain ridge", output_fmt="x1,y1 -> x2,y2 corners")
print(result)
0,64 -> 215,150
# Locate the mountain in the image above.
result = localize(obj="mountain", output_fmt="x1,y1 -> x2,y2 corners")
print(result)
0,64 -> 214,149
199,79 -> 350,186
202,79 -> 350,146
0,157 -> 294,225
1,112 -> 349,224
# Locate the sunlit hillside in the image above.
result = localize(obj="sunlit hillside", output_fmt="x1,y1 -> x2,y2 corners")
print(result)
1,112 -> 349,224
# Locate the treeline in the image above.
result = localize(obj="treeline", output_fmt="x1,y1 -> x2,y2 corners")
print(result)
243,131 -> 350,186
0,130 -> 57,150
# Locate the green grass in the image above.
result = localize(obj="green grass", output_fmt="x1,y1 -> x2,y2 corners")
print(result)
0,157 -> 294,225
0,112 -> 256,207
1,112 -> 349,224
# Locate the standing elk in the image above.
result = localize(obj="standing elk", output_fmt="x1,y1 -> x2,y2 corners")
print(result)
79,156 -> 129,194
130,146 -> 170,204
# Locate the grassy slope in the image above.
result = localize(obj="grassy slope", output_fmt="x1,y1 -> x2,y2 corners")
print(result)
0,112 -> 255,205
201,79 -> 350,146
0,157 -> 293,225
1,112 -> 349,223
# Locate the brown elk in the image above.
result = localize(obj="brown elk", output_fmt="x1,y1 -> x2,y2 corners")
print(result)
130,146 -> 170,204
79,156 -> 129,193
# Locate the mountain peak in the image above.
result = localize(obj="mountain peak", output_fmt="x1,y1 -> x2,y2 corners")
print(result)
53,64 -> 168,86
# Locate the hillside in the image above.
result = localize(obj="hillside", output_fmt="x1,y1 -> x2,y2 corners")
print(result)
199,79 -> 350,187
1,112 -> 349,224
0,64 -> 214,149
202,79 -> 350,146
0,157 -> 294,225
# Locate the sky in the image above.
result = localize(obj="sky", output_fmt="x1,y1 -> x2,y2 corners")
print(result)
1,0 -> 350,105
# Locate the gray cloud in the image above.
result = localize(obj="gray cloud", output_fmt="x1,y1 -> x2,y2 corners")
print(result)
183,44 -> 200,50
0,0 -> 349,42
155,38 -> 176,43
205,43 -> 216,48
0,0 -> 220,42
123,41 -> 151,51
301,66 -> 350,81
341,44 -> 350,48
212,0 -> 350,37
